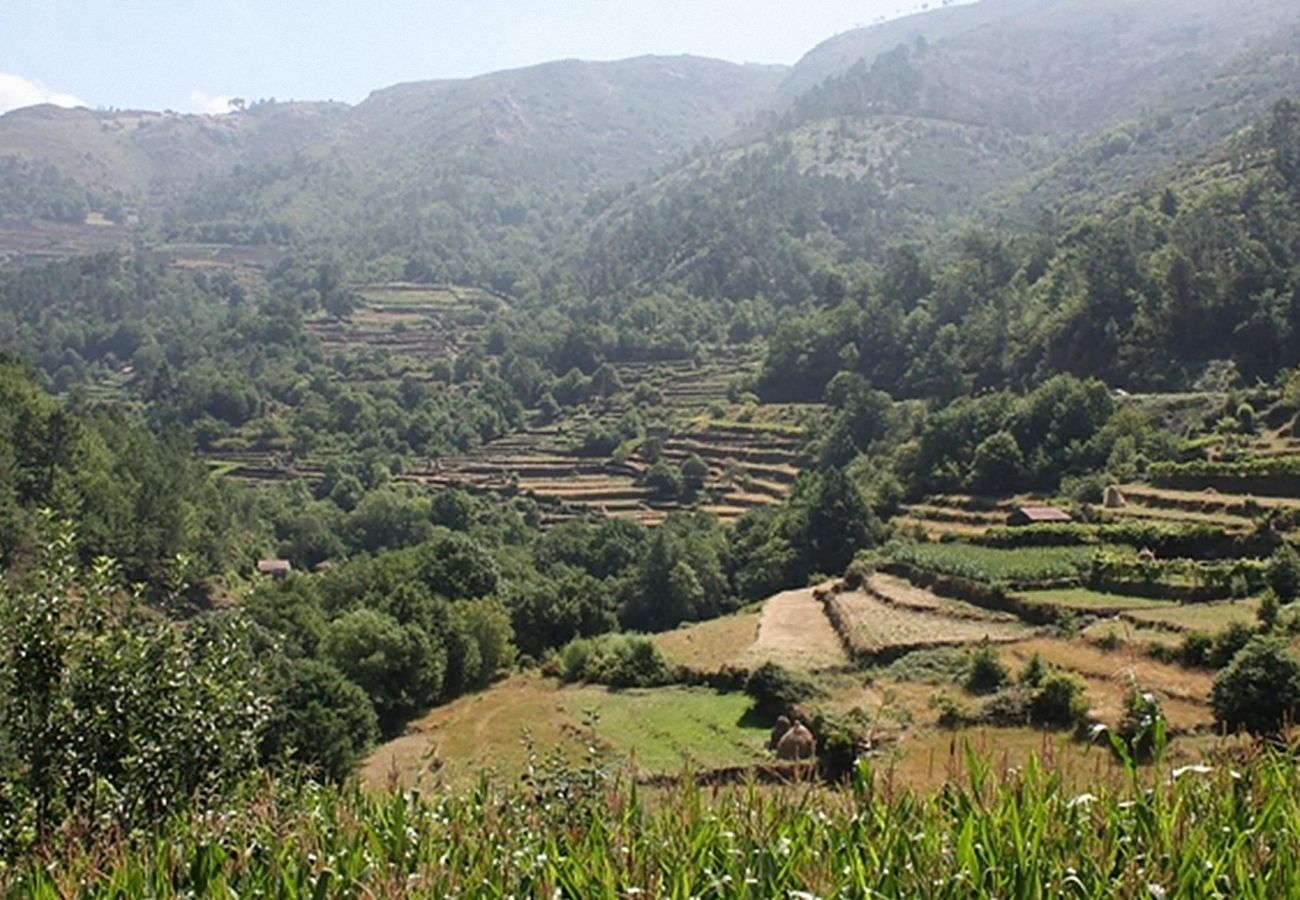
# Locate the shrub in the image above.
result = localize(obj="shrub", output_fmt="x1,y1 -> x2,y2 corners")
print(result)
930,692 -> 969,729
964,644 -> 1009,695
1208,621 -> 1256,669
1177,631 -> 1214,668
1258,591 -> 1281,631
979,685 -> 1035,726
1019,652 -> 1047,687
1266,544 -> 1300,603
744,662 -> 824,719
553,634 -> 675,688
1029,672 -> 1089,729
1211,636 -> 1300,735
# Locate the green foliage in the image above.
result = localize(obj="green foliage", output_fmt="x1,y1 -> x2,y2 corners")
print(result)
1266,543 -> 1300,603
970,430 -> 1024,495
1114,683 -> 1166,763
619,516 -> 732,632
0,524 -> 267,841
979,669 -> 1088,731
322,608 -> 445,734
6,746 -> 1300,893
550,634 -> 674,688
1211,636 -> 1300,735
888,542 -> 1095,586
964,644 -> 1009,695
743,662 -> 825,719
261,658 -> 378,782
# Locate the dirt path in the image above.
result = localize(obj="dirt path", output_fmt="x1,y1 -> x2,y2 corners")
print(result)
743,583 -> 851,672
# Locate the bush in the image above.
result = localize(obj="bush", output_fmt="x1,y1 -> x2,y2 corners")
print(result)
1177,631 -> 1214,668
744,662 -> 824,719
1208,621 -> 1256,669
552,634 -> 675,688
965,644 -> 1009,695
1266,544 -> 1300,603
1029,672 -> 1089,729
1211,636 -> 1300,735
981,669 -> 1088,730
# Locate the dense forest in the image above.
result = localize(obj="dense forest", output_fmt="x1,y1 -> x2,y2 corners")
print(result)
4,0 -> 1300,890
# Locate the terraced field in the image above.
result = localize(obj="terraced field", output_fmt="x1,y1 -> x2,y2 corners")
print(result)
743,584 -> 850,672
305,283 -> 503,368
203,282 -> 818,526
828,589 -> 1031,661
865,573 -> 1016,622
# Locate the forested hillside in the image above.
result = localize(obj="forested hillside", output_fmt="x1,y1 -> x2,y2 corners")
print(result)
6,0 -> 1300,891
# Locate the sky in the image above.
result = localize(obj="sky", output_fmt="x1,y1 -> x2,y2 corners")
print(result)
0,0 -> 952,115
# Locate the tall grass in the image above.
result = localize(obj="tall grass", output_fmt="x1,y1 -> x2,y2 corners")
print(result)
7,742 -> 1300,897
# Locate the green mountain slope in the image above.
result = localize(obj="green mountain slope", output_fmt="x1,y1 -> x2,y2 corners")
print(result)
574,0 -> 1300,305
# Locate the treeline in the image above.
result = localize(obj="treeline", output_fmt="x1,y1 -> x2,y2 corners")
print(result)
0,156 -> 108,223
0,358 -> 238,586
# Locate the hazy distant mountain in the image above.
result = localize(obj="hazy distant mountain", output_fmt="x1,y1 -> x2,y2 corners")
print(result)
2,0 -> 1300,298
0,56 -> 784,226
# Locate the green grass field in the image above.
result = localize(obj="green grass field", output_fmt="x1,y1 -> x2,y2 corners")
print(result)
1126,598 -> 1263,633
583,687 -> 767,772
1014,587 -> 1174,612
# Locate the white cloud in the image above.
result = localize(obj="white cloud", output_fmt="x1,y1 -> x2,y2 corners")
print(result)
187,90 -> 237,115
0,72 -> 86,114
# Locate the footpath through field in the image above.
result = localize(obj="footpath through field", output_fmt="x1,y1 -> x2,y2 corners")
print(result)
743,583 -> 850,672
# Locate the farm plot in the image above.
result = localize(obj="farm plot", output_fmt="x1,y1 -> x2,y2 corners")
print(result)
361,674 -> 768,790
1012,587 -> 1174,612
889,543 -> 1099,585
653,611 -> 761,672
998,639 -> 1214,731
1082,619 -> 1181,650
305,284 -> 503,369
1124,597 -> 1262,633
865,573 -> 1017,622
828,590 -> 1032,662
742,585 -> 850,672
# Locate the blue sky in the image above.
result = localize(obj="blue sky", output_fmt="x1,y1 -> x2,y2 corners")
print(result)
0,0 -> 950,114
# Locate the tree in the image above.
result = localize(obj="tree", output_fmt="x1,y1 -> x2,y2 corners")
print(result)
965,644 -> 1008,695
970,431 -> 1024,495
643,460 -> 682,500
1211,636 -> 1300,735
261,658 -> 378,781
681,454 -> 710,494
1266,543 -> 1300,604
801,469 -> 877,577
0,524 -> 267,839
322,608 -> 445,734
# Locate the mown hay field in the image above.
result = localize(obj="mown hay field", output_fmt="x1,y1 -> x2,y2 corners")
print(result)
829,590 -> 1032,659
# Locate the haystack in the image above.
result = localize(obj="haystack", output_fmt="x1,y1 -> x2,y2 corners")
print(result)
775,722 -> 816,761
768,715 -> 791,750
1104,485 -> 1127,509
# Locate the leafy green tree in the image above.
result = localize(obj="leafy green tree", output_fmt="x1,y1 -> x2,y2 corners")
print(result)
322,608 -> 445,734
261,658 -> 378,781
681,454 -> 710,494
970,430 -> 1025,495
0,524 -> 267,839
1211,636 -> 1300,735
1266,543 -> 1300,604
965,644 -> 1009,695
801,468 -> 878,577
